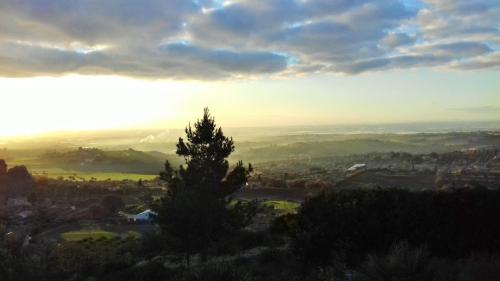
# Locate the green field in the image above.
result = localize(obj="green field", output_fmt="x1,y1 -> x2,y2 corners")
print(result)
61,229 -> 143,241
61,230 -> 117,241
263,200 -> 300,214
7,155 -> 159,181
124,231 -> 142,239
230,199 -> 300,214
30,168 -> 157,181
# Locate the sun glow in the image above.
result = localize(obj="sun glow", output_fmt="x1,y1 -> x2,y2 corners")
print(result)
1,71 -> 498,138
0,75 -> 205,137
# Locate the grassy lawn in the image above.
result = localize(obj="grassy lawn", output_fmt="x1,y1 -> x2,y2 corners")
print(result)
124,231 -> 142,239
263,200 -> 300,214
230,199 -> 300,214
61,230 -> 117,241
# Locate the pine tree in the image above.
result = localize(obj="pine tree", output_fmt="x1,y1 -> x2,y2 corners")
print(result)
157,108 -> 253,268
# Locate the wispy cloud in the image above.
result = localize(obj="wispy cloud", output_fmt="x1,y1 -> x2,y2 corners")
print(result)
0,0 -> 499,79
449,106 -> 500,114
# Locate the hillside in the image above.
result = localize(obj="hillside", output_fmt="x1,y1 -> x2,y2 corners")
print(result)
41,148 -> 180,174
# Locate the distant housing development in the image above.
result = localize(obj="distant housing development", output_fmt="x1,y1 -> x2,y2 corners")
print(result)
437,169 -> 500,189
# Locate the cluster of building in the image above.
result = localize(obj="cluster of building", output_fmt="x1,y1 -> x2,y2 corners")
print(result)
437,169 -> 500,189
252,149 -> 500,191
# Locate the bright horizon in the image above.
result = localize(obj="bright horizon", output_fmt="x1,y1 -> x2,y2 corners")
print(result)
0,0 -> 499,137
1,70 -> 499,137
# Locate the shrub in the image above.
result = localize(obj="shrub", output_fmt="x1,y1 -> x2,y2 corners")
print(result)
180,263 -> 253,281
270,213 -> 298,236
101,195 -> 125,213
299,267 -> 345,281
105,263 -> 176,281
355,243 -> 500,281
292,188 -> 500,266
354,242 -> 434,281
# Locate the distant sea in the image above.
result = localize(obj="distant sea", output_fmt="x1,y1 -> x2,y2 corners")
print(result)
225,121 -> 500,139
2,121 -> 499,144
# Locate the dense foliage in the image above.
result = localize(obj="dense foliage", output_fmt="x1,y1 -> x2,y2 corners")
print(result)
292,188 -> 500,266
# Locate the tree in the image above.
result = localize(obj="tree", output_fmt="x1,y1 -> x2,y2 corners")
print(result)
157,108 -> 253,268
6,166 -> 31,180
27,192 -> 37,205
100,195 -> 125,214
5,165 -> 34,198
0,159 -> 7,176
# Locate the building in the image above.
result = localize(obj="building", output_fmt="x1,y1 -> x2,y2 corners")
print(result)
135,209 -> 158,222
119,209 -> 157,223
346,163 -> 367,177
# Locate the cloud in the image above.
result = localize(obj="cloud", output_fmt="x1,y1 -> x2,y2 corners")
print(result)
159,42 -> 290,76
450,51 -> 500,70
418,42 -> 492,58
417,0 -> 500,41
449,106 -> 500,114
0,0 -> 498,79
381,33 -> 416,48
331,41 -> 492,74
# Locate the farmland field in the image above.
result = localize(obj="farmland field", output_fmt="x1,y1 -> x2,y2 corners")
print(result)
29,168 -> 157,181
5,153 -> 161,181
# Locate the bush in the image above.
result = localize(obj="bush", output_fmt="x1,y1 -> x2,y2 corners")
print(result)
299,267 -> 345,281
355,242 -> 500,281
105,263 -> 176,281
355,242 -> 434,281
140,233 -> 168,258
292,188 -> 500,266
179,263 -> 253,281
54,236 -> 141,278
101,195 -> 125,213
270,213 -> 297,236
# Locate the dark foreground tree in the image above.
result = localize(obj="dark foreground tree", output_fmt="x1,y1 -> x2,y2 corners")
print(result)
157,108 -> 253,268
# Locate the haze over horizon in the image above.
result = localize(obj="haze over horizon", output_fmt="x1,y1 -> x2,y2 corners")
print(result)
0,0 -> 499,137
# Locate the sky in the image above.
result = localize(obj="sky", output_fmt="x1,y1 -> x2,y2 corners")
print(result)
0,0 -> 499,136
